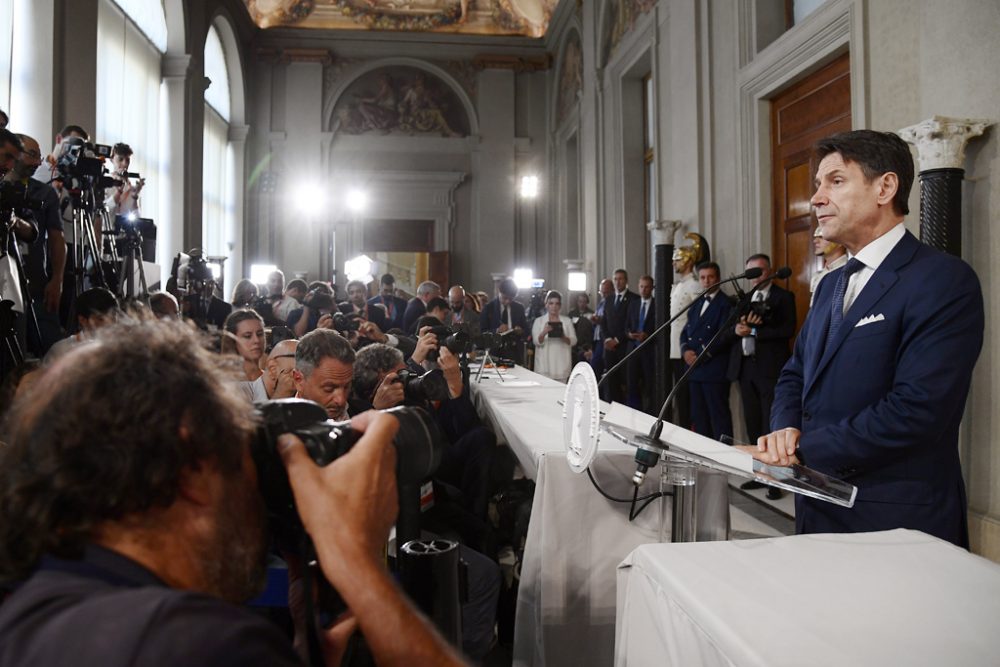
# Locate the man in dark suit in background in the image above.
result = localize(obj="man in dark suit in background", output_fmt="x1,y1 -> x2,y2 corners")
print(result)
681,263 -> 734,440
481,277 -> 528,364
747,130 -> 984,548
727,253 -> 796,499
625,275 -> 657,414
368,273 -> 407,331
585,278 -> 613,382
446,285 -> 481,335
341,279 -> 388,331
600,269 -> 638,403
402,280 -> 441,334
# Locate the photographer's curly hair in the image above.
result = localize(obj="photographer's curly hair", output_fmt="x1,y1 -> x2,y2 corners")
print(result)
0,318 -> 256,585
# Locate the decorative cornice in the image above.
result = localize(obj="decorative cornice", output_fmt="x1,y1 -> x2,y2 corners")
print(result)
472,54 -> 551,72
898,115 -> 993,171
257,47 -> 333,66
161,54 -> 191,79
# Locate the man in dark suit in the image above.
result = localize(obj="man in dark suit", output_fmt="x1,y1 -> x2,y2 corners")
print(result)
726,253 -> 796,498
446,285 -> 481,335
748,130 -> 984,548
340,279 -> 388,331
368,273 -> 407,331
402,280 -> 441,334
625,275 -> 657,414
600,269 -> 638,403
481,277 -> 528,364
680,263 -> 734,440
585,278 -> 613,381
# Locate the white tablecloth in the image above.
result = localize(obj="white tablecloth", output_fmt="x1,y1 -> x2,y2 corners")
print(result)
616,529 -> 1000,666
471,365 -> 730,667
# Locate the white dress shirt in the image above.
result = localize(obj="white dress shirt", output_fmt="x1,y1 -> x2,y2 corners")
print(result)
842,222 -> 906,314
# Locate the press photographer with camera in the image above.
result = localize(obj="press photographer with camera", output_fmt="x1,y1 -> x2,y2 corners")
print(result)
352,341 -> 501,660
0,319 -> 465,666
288,282 -> 336,338
104,143 -> 144,217
4,134 -> 66,353
340,279 -> 387,331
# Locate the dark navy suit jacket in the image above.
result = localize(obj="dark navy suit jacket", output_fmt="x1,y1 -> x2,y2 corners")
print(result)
771,231 -> 983,547
680,292 -> 735,383
368,294 -> 407,331
481,297 -> 528,334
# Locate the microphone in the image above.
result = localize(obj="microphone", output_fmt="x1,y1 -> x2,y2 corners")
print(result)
597,268 -> 762,389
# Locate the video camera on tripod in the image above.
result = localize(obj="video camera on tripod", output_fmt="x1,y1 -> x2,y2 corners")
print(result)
54,137 -> 117,195
171,250 -> 218,328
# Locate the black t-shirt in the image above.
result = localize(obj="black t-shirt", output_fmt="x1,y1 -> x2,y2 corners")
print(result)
0,545 -> 301,666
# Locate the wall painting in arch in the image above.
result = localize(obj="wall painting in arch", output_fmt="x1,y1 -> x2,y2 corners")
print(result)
332,66 -> 471,137
602,0 -> 657,65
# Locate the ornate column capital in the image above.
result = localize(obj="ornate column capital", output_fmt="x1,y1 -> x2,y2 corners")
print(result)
898,116 -> 993,171
162,54 -> 191,80
646,219 -> 682,246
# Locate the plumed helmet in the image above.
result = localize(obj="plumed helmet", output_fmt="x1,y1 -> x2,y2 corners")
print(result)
671,233 -> 710,265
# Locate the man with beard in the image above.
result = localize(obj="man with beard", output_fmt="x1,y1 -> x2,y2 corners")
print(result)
0,319 -> 464,666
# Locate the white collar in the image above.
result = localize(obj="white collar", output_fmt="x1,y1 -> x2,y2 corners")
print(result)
850,222 -> 906,272
616,290 -> 627,298
641,297 -> 651,304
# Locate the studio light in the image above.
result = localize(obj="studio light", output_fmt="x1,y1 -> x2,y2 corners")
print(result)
568,271 -> 588,292
250,263 -> 277,285
207,262 -> 222,280
519,175 -> 539,199
345,254 -> 374,284
346,188 -> 369,213
513,267 -> 534,290
294,183 -> 327,216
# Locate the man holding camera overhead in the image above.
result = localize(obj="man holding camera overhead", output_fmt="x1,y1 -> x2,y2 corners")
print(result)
0,318 -> 465,667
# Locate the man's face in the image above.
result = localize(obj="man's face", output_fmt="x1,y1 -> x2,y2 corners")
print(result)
747,258 -> 770,288
672,258 -> 691,275
267,272 -> 284,297
638,278 -> 653,299
698,268 -> 720,291
613,272 -> 627,293
0,140 -> 20,178
599,279 -> 613,299
11,137 -> 41,180
348,283 -> 367,308
576,294 -> 589,311
112,153 -> 130,173
286,286 -> 305,302
811,152 -> 883,251
449,289 -> 465,311
267,343 -> 298,399
381,282 -> 394,297
499,293 -> 513,307
429,306 -> 449,322
422,288 -> 440,304
294,356 -> 353,420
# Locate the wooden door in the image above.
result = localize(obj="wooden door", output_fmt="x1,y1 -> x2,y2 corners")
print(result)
770,53 -> 851,335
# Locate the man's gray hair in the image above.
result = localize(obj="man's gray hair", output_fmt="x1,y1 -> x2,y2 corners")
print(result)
296,329 -> 356,378
353,343 -> 404,401
416,281 -> 440,297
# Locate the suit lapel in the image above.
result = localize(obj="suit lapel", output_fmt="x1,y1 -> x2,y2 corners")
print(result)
805,232 -> 918,397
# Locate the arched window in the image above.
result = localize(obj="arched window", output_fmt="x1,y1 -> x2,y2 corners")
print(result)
202,23 -> 236,290
96,0 -> 167,256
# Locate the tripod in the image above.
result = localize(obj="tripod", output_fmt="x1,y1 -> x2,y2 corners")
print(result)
67,186 -> 108,296
116,226 -> 149,302
0,213 -> 41,368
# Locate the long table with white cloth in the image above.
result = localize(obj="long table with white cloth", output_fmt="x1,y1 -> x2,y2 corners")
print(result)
615,528 -> 1000,666
470,364 -> 734,667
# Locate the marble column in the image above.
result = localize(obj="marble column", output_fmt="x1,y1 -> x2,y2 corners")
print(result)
161,54 -> 191,269
647,219 -> 682,409
227,123 -> 250,291
899,116 -> 992,257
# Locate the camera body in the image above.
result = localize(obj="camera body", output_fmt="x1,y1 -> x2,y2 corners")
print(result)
331,310 -> 361,334
424,325 -> 472,360
394,368 -> 451,404
251,399 -> 445,546
748,299 -> 772,323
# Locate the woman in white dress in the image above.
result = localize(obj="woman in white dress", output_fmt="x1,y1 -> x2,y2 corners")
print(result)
532,290 -> 577,382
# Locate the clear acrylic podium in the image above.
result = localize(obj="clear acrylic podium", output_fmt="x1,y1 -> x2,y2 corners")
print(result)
599,404 -> 857,543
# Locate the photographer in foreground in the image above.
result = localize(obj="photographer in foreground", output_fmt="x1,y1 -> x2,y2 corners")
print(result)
0,319 -> 464,666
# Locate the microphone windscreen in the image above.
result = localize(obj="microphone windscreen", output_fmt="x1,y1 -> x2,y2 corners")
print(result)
774,266 -> 792,279
743,267 -> 764,279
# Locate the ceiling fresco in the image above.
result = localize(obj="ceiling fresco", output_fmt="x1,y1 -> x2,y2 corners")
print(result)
243,0 -> 561,38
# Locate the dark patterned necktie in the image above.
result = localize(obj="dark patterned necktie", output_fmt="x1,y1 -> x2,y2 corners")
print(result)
824,258 -> 865,353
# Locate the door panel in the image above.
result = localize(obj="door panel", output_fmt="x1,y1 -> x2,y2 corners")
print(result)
771,53 -> 851,336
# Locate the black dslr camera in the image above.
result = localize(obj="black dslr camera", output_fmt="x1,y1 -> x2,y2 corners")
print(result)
394,368 -> 451,403
424,325 -> 472,361
331,310 -> 362,334
251,398 -> 445,547
748,299 -> 772,322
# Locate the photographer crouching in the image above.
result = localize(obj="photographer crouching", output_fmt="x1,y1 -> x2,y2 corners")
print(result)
0,319 -> 465,666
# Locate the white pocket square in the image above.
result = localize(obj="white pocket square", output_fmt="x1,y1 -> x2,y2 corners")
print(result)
855,313 -> 885,328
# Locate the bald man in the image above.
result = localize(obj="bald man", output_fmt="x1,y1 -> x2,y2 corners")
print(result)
264,338 -> 298,399
446,285 -> 480,335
